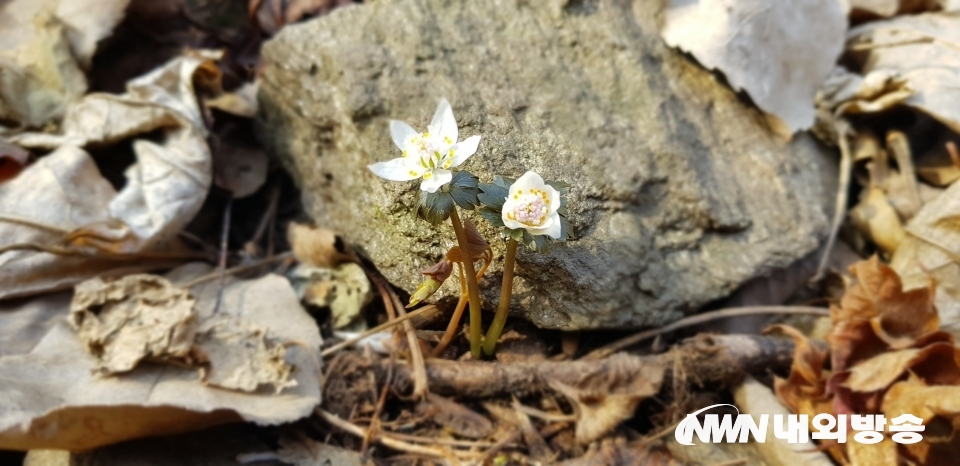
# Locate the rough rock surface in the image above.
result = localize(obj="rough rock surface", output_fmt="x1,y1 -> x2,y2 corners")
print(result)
256,0 -> 836,330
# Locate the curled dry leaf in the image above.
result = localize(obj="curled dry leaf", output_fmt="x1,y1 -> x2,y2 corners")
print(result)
766,324 -> 832,419
848,0 -> 941,19
850,187 -> 907,254
892,178 -> 960,341
194,315 -> 295,394
547,354 -> 664,444
662,0 -> 846,135
0,264 -> 322,451
847,13 -> 960,134
0,52 -> 221,300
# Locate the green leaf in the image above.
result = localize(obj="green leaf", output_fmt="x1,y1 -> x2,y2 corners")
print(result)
523,231 -> 549,252
478,182 -> 508,211
417,190 -> 455,225
559,215 -> 572,241
449,171 -> 480,210
492,175 -> 514,190
478,208 -> 505,228
506,227 -> 524,242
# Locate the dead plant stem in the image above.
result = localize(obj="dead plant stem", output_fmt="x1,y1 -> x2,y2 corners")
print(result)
449,208 -> 484,359
322,305 -> 438,357
582,305 -> 829,360
812,119 -> 852,283
484,237 -> 518,356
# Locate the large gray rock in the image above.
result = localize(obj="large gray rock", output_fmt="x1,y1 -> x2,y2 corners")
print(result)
256,0 -> 836,330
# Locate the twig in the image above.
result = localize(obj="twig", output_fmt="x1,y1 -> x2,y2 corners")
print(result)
511,400 -> 577,422
362,353 -> 395,458
812,119 -> 853,283
581,306 -> 829,360
321,305 -> 438,357
708,459 -> 747,466
179,251 -> 292,288
476,429 -> 520,464
0,241 -> 205,261
381,432 -> 498,448
388,284 -> 429,400
316,408 -> 468,462
212,196 -> 234,315
245,183 -> 281,256
0,214 -> 70,235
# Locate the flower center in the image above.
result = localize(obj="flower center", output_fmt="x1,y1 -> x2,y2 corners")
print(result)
404,132 -> 455,173
507,189 -> 550,226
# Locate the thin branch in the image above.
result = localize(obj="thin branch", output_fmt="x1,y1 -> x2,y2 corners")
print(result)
179,251 -> 292,288
812,119 -> 853,283
316,408 -> 469,462
321,305 -> 438,357
581,306 -> 828,361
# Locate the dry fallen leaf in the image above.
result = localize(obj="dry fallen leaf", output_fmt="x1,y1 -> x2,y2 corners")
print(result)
547,354 -> 664,444
0,264 -> 322,451
847,13 -> 960,134
848,0 -> 940,19
289,262 -> 373,329
891,179 -> 960,341
850,187 -> 907,254
662,0 -> 846,135
288,222 -> 356,268
416,393 -> 494,439
1,52 -> 221,300
69,274 -> 197,374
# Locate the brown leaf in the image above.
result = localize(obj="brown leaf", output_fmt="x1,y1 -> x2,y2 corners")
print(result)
288,222 -> 355,268
69,274 -> 197,374
768,325 -> 833,419
850,187 -> 907,254
416,393 -> 493,439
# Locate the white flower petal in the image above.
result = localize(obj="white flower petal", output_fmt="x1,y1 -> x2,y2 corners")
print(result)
537,213 -> 562,239
509,171 -> 546,196
547,184 -> 561,214
501,198 -> 523,229
428,98 -> 458,145
420,169 -> 453,193
449,135 -> 481,167
369,158 -> 420,181
390,120 -> 418,151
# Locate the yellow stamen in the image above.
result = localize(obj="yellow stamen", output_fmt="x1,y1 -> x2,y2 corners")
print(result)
444,136 -> 452,144
423,172 -> 433,179
409,170 -> 418,176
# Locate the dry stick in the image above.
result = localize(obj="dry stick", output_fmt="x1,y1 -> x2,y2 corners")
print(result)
581,305 -> 829,361
812,119 -> 853,284
0,242 -> 206,260
367,271 -> 429,399
316,408 -> 468,462
322,304 -> 439,357
511,400 -> 577,423
362,354 -> 395,458
477,429 -> 521,464
244,183 -> 281,255
449,208 -> 484,359
430,268 -> 470,358
383,432 -> 498,448
179,251 -> 292,288
387,286 -> 429,399
483,237 -> 519,356
210,195 -> 234,315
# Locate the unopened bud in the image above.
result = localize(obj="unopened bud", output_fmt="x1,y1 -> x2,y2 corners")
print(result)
408,277 -> 444,308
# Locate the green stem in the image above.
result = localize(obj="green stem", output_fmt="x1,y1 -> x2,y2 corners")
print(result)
449,208 -> 484,359
482,238 -> 518,356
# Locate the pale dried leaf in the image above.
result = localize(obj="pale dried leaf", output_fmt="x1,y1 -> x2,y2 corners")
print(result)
850,187 -> 906,254
275,433 -> 365,466
846,436 -> 898,466
733,376 -> 834,466
0,265 -> 322,451
1,53 -> 221,299
205,82 -> 259,117
289,262 -> 372,329
844,348 -> 921,392
288,222 -> 355,267
891,179 -> 960,340
847,13 -> 960,134
69,274 -> 197,374
195,315 -> 295,393
849,0 -> 939,18
662,0 -> 846,134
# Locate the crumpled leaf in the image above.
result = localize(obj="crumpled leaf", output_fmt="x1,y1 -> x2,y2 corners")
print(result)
662,0 -> 846,135
194,315 -> 296,393
205,82 -> 259,117
845,342 -> 960,392
882,375 -> 960,464
0,0 -> 129,128
767,325 -> 833,419
0,264 -> 322,451
891,179 -> 960,341
69,274 -> 197,374
848,0 -> 940,20
0,52 -> 220,300
817,67 -> 913,117
850,187 -> 907,254
846,13 -> 960,134
288,262 -> 373,329
547,354 -> 664,444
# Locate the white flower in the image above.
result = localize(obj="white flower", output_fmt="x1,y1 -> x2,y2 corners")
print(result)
368,99 -> 481,193
501,171 -> 562,239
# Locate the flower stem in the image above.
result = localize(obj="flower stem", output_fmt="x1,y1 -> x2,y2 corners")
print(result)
482,237 -> 518,356
449,208 -> 484,359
